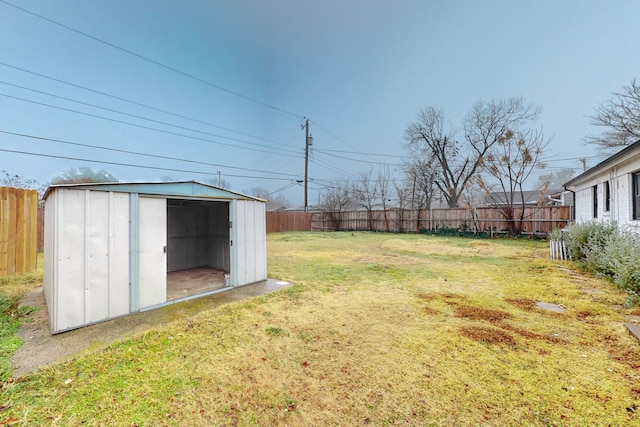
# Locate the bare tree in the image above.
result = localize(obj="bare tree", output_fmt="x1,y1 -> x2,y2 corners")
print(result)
1,170 -> 40,190
50,167 -> 118,184
404,97 -> 540,208
403,154 -> 439,209
204,176 -> 233,190
393,180 -> 411,232
377,164 -> 392,232
246,186 -> 290,211
483,127 -> 550,235
319,180 -> 352,231
1,170 -> 44,198
533,168 -> 575,190
352,168 -> 378,230
587,79 -> 640,151
404,108 -> 464,207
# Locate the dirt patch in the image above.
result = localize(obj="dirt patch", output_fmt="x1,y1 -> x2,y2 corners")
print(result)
12,280 -> 291,377
501,324 -> 565,344
454,305 -> 512,323
459,325 -> 516,346
504,297 -> 536,310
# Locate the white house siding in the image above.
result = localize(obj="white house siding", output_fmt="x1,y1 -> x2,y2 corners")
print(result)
567,148 -> 640,233
574,188 -> 594,223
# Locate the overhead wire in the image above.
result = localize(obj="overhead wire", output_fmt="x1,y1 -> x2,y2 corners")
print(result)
0,81 -> 300,155
0,62 -> 294,146
315,147 -> 403,158
0,92 -> 302,157
0,130 -> 300,178
0,148 -> 294,181
0,0 -> 303,119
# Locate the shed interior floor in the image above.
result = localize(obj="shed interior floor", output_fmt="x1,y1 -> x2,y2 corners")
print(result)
167,268 -> 228,300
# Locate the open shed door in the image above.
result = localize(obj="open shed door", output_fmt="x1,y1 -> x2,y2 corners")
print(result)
230,200 -> 267,287
138,197 -> 167,309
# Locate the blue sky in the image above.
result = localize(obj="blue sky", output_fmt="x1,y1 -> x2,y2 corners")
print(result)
1,0 -> 639,206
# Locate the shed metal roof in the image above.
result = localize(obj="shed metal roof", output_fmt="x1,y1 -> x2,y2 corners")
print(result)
43,180 -> 266,202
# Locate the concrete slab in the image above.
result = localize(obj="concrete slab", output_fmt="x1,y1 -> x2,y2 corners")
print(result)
12,279 -> 291,376
535,301 -> 566,313
625,324 -> 640,343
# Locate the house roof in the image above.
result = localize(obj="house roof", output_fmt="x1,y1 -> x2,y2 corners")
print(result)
43,180 -> 266,202
484,189 -> 561,206
564,139 -> 640,189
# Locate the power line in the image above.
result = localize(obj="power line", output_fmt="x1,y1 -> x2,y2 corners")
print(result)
0,62 -> 295,147
0,92 -> 302,157
309,119 -> 363,152
310,156 -> 359,179
0,130 -> 300,178
313,149 -> 402,167
0,0 -> 303,119
315,148 -> 403,158
0,81 -> 300,155
0,147 -> 294,181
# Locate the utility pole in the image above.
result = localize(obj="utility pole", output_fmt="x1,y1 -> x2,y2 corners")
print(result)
304,118 -> 312,212
580,158 -> 587,172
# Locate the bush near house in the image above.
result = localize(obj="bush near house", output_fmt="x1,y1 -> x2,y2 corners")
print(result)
564,221 -> 640,303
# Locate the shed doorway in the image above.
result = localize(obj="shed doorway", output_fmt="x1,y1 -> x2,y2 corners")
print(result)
166,199 -> 231,301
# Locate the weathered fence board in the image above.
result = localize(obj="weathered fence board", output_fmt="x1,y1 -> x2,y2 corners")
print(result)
0,187 -> 38,276
37,206 -> 44,252
311,206 -> 571,236
266,211 -> 313,233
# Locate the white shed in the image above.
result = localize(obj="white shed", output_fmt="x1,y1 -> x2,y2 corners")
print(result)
43,181 -> 267,333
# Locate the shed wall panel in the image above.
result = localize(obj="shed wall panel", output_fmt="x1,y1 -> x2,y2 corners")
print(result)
109,193 -> 131,317
86,191 -> 110,323
44,189 -> 132,332
43,190 -> 56,329
58,190 -> 88,330
139,197 -> 167,308
232,200 -> 266,286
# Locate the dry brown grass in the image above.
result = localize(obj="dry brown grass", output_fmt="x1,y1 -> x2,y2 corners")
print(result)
2,233 -> 640,426
459,325 -> 517,345
454,305 -> 512,322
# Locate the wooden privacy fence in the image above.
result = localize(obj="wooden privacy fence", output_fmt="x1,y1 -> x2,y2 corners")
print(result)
266,211 -> 313,233
0,187 -> 38,276
311,206 -> 571,236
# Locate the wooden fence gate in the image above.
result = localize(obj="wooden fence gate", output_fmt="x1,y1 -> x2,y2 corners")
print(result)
0,187 -> 39,276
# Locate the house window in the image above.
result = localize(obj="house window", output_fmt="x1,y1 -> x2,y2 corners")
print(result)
633,172 -> 640,220
592,185 -> 598,218
604,181 -> 611,212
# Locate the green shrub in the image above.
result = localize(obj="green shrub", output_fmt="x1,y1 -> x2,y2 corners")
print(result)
563,221 -> 618,261
607,231 -> 640,298
548,228 -> 564,241
564,221 -> 640,304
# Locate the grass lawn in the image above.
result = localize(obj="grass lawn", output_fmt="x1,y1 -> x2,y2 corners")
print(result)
2,232 -> 640,425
